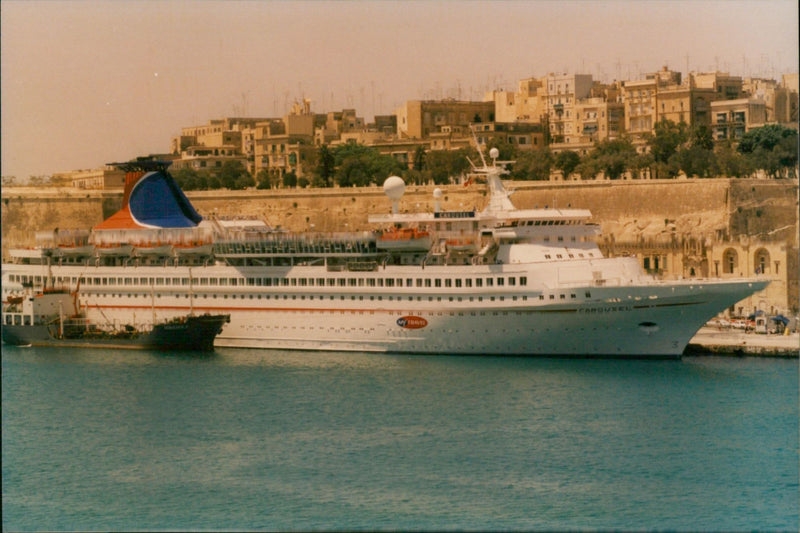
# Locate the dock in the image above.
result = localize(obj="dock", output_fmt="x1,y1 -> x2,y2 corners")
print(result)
686,327 -> 799,357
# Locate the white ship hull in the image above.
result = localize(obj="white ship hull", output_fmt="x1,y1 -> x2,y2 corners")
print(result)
1,261 -> 768,357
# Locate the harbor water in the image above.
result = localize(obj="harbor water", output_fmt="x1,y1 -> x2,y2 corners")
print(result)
2,346 -> 798,531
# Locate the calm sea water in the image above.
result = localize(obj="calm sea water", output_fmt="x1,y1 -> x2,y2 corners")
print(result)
2,345 -> 798,532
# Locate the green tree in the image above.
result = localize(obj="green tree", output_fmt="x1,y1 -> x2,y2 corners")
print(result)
583,138 -> 638,179
219,160 -> 251,189
282,171 -> 298,188
510,148 -> 553,180
256,169 -> 272,190
715,141 -> 751,178
315,145 -> 335,187
412,146 -> 426,172
554,150 -> 581,178
646,119 -> 688,178
423,148 -> 473,184
738,124 -> 798,178
675,145 -> 717,178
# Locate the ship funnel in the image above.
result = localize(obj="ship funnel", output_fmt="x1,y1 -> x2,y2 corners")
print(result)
95,160 -> 203,230
383,176 -> 405,214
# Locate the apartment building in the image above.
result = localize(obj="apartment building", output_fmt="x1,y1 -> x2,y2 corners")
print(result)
68,167 -> 126,189
542,73 -> 593,144
710,98 -> 767,141
396,100 -> 494,138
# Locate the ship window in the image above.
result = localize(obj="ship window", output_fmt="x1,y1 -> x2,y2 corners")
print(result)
486,278 -> 494,287
435,279 -> 441,287
156,278 -> 164,285
416,279 -> 423,287
455,279 -> 462,288
549,295 -> 555,300
465,279 -> 472,287
24,316 -> 31,326
585,291 -> 591,297
539,295 -> 544,300
520,276 -> 527,286
425,279 -> 432,287
358,279 -> 365,286
445,279 -> 452,288
556,255 -> 563,259
337,279 -> 346,287
560,294 -> 565,299
508,277 -> 515,286
317,278 -> 325,286
348,279 -> 357,287
367,279 -> 376,287
571,294 -> 576,299
497,278 -> 504,286
406,279 -> 413,287
476,279 -> 483,287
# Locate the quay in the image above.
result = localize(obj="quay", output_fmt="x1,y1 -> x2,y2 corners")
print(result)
687,327 -> 799,357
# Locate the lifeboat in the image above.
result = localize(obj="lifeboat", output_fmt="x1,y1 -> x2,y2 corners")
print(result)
94,243 -> 133,256
172,240 -> 213,256
445,238 -> 477,253
57,244 -> 95,257
134,241 -> 173,256
376,227 -> 432,252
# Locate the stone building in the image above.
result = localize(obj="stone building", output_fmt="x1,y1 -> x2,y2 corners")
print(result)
710,98 -> 767,141
68,167 -> 126,189
395,100 -> 494,139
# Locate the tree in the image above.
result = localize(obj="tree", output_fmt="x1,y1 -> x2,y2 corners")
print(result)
584,138 -> 638,179
282,171 -> 298,188
646,119 -> 688,178
219,160 -> 252,189
554,150 -> 581,178
423,148 -> 473,184
332,143 -> 405,187
256,169 -> 272,190
315,145 -> 335,187
738,124 -> 798,178
715,141 -> 751,178
412,146 -> 426,172
510,148 -> 553,180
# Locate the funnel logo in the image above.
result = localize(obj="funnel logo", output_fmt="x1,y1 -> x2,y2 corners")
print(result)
397,316 -> 428,329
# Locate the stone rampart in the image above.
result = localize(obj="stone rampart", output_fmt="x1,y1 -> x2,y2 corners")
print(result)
3,178 -> 797,254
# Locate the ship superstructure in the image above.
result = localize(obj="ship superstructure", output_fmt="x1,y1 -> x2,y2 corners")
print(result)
2,156 -> 768,357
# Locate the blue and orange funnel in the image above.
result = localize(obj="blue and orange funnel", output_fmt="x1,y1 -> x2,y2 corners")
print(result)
94,160 -> 202,230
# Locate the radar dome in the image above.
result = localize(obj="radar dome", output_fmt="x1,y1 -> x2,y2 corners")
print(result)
489,147 -> 500,159
433,188 -> 443,198
383,176 -> 405,200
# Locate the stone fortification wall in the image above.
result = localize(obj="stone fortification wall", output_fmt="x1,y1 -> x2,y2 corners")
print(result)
3,179 -> 797,255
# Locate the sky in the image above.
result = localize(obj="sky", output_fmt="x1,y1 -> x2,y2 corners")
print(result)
2,0 -> 798,179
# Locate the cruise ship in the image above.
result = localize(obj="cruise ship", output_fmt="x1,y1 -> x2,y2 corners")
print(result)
2,154 -> 768,357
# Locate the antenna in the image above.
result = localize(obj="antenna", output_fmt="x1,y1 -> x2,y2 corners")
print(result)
470,126 -> 488,168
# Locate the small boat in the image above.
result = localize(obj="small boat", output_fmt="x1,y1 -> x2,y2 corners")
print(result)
134,242 -> 173,256
172,241 -> 213,256
376,227 -> 432,252
2,288 -> 229,351
445,238 -> 477,252
94,243 -> 134,256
